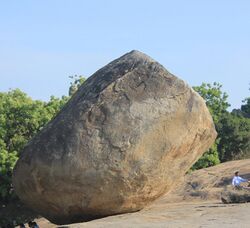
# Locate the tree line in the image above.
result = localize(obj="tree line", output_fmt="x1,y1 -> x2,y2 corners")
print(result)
0,77 -> 249,203
192,82 -> 250,169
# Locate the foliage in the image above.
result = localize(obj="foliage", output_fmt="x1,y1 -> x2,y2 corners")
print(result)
217,113 -> 250,161
0,76 -> 86,203
0,149 -> 17,201
192,82 -> 250,170
232,87 -> 250,118
0,89 -> 69,201
220,87 -> 250,161
68,75 -> 86,96
240,97 -> 250,118
193,82 -> 230,124
191,82 -> 230,170
191,142 -> 220,170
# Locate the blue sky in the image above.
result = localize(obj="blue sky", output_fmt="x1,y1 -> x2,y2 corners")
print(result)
0,0 -> 249,109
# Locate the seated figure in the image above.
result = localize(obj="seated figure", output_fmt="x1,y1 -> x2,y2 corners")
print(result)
232,171 -> 250,190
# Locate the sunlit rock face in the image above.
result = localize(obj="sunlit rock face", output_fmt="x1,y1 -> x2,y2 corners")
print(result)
13,50 -> 217,225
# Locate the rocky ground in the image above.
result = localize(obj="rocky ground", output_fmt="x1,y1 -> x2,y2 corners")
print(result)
35,201 -> 250,228
23,159 -> 250,227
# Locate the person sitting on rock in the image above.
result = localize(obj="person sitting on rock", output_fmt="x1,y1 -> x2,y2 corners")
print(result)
232,171 -> 250,190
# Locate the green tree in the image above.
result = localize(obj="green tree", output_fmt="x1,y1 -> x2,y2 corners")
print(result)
0,149 -> 17,201
0,75 -> 86,202
68,75 -> 86,96
193,82 -> 230,124
232,86 -> 250,118
217,111 -> 250,162
0,90 -> 68,201
241,97 -> 250,118
191,142 -> 220,170
192,83 -> 250,169
45,95 -> 69,116
191,82 -> 230,169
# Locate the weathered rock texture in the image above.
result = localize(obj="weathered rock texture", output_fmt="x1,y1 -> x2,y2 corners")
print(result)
13,50 -> 217,225
221,188 -> 250,204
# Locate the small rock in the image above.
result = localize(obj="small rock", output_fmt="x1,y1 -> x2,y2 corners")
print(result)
221,188 -> 250,203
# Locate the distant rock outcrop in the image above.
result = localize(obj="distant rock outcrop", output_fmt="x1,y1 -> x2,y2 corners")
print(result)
221,188 -> 250,204
13,50 -> 216,225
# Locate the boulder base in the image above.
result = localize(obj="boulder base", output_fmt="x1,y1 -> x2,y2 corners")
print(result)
13,50 -> 217,224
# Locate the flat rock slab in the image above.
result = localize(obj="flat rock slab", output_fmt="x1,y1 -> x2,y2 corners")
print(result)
32,201 -> 250,228
13,50 -> 216,224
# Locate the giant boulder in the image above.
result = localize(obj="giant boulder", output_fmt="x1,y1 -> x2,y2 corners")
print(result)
13,50 -> 217,224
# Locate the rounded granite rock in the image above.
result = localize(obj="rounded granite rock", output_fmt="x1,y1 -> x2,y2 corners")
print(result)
13,50 -> 217,225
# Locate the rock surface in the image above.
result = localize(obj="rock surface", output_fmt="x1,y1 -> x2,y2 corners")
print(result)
221,188 -> 250,204
13,50 -> 216,225
13,159 -> 250,227
165,159 -> 250,203
39,201 -> 250,228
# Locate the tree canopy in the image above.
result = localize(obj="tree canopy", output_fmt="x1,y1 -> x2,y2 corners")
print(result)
192,83 -> 250,170
0,76 -> 85,202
